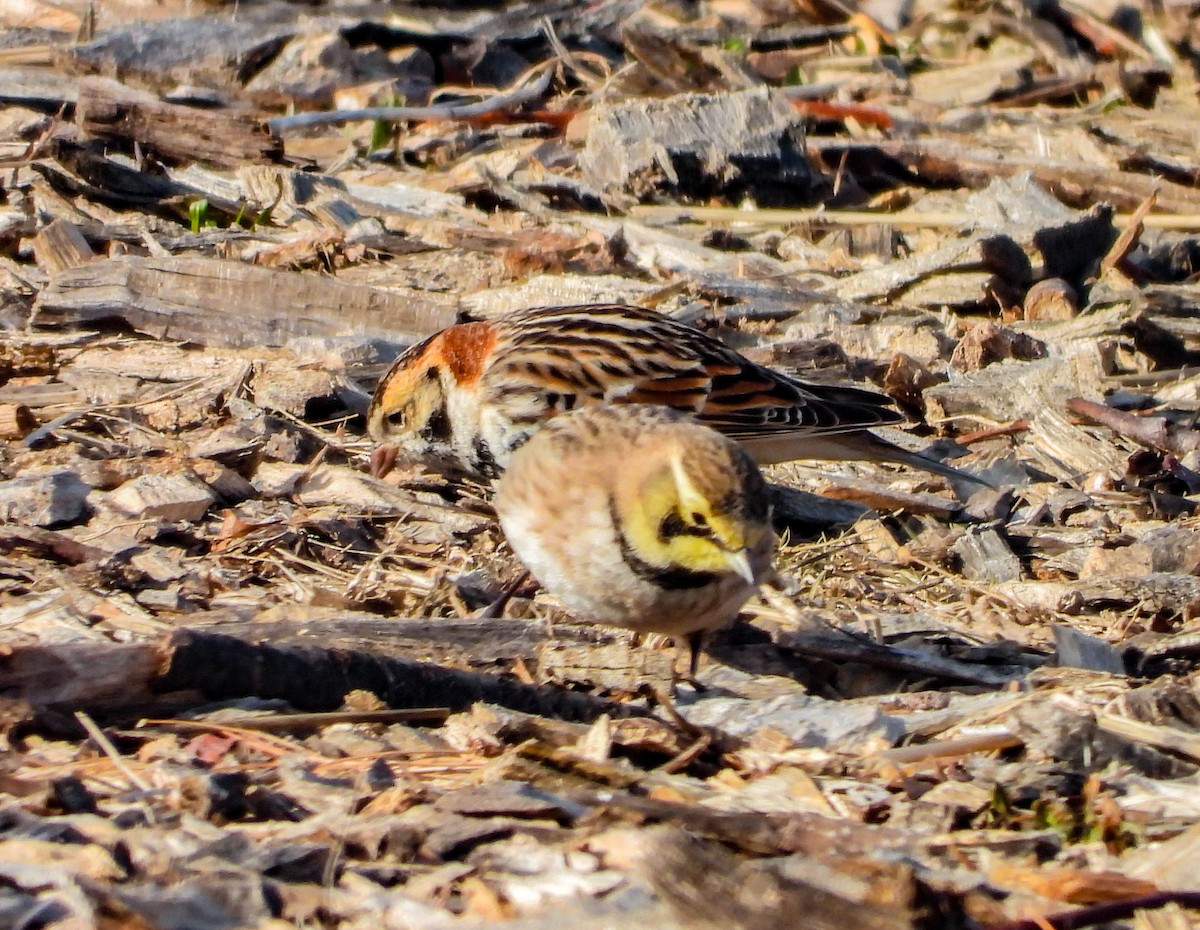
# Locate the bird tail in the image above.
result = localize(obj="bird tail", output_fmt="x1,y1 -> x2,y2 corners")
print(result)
746,429 -> 995,491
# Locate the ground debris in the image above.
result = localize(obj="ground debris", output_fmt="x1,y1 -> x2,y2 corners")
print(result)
580,87 -> 817,206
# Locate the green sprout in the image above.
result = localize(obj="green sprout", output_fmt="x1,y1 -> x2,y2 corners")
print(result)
369,94 -> 404,155
189,199 -> 210,233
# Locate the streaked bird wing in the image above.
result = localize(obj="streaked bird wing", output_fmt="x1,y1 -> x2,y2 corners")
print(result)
488,305 -> 714,413
490,304 -> 906,438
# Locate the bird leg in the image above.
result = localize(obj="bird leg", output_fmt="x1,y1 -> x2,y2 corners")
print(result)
679,630 -> 708,692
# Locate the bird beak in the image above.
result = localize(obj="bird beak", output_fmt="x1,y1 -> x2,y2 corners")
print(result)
370,445 -> 398,480
723,549 -> 757,585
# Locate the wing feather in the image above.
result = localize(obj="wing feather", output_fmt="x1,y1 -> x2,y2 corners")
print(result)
485,304 -> 904,441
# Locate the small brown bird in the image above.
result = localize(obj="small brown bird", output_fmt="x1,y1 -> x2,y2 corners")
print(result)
492,404 -> 776,675
366,303 -> 982,486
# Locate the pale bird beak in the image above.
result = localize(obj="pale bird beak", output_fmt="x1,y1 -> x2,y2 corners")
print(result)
723,549 -> 757,585
370,445 -> 398,480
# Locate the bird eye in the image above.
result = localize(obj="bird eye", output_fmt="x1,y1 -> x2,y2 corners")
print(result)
691,511 -> 708,526
387,410 -> 405,427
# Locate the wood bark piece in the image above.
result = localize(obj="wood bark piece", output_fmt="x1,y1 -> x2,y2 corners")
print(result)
38,138 -> 213,213
1126,824 -> 1200,891
812,137 -> 1200,214
0,67 -> 79,110
682,690 -> 903,752
950,526 -> 1022,584
244,36 -> 434,110
1136,526 -> 1200,575
64,16 -> 295,91
237,165 -> 467,222
1067,397 -> 1200,459
753,613 -> 1024,688
189,614 -> 647,672
1024,407 -> 1129,483
32,255 -> 459,350
0,640 -> 166,707
623,31 -> 763,95
1095,713 -> 1200,764
832,177 -> 1116,306
0,469 -> 91,527
76,77 -> 282,168
951,323 -> 1045,372
1058,573 -> 1200,618
598,793 -> 917,859
833,233 -> 1030,304
0,404 -> 37,440
1052,625 -> 1125,674
250,362 -> 335,417
984,893 -> 1200,930
1013,694 -> 1195,779
102,472 -> 216,522
32,219 -> 95,275
0,628 -> 646,726
1121,287 -> 1200,358
638,828 -> 918,930
252,464 -> 490,532
538,638 -> 676,693
924,349 -> 1106,424
580,87 -> 816,205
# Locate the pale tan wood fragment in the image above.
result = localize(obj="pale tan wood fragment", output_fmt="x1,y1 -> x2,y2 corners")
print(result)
76,76 -> 281,168
0,640 -> 166,706
102,472 -> 216,522
33,218 -> 95,275
1095,712 -> 1200,763
32,255 -> 459,349
0,403 -> 36,439
816,476 -> 960,519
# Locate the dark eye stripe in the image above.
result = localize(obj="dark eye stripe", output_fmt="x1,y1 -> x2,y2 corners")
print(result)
421,406 -> 452,442
659,510 -> 715,541
610,496 -> 715,590
658,511 -> 687,540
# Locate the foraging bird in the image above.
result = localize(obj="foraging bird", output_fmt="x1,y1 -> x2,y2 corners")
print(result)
366,303 -> 980,485
492,404 -> 775,675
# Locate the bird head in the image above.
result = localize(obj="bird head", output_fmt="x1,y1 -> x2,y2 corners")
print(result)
366,336 -> 453,471
367,322 -> 500,478
621,439 -> 772,585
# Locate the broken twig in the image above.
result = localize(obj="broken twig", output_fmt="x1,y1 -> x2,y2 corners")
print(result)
268,62 -> 556,133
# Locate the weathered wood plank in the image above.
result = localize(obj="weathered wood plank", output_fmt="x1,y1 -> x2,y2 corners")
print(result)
33,218 -> 95,275
76,77 -> 281,167
31,255 -> 460,349
0,66 -> 78,111
0,626 -> 643,726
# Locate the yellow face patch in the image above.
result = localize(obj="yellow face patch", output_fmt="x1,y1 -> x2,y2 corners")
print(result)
620,452 -> 765,578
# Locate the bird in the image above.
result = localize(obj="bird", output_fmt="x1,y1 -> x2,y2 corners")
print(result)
492,404 -> 775,678
366,302 -> 983,486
